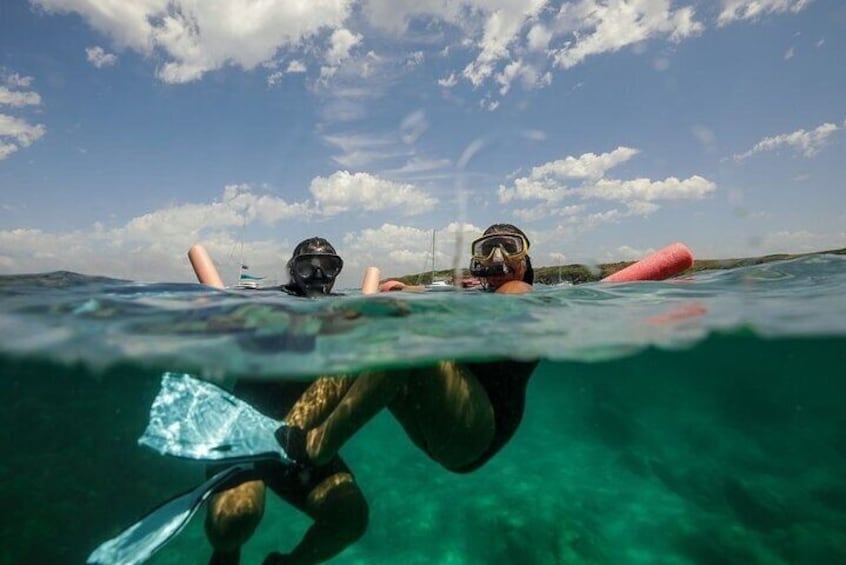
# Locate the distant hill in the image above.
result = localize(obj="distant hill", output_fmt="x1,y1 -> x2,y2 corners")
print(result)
386,247 -> 846,286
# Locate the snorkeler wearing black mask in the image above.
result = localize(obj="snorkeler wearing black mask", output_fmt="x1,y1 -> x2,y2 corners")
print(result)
205,237 -> 368,565
281,237 -> 344,298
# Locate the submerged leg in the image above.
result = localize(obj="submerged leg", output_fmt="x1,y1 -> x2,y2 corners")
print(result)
304,371 -> 408,465
285,376 -> 355,431
389,361 -> 495,471
205,479 -> 266,564
264,472 -> 369,565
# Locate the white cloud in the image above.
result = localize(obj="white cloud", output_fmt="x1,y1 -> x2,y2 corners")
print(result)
385,156 -> 452,177
499,147 -> 641,203
498,147 -> 715,224
605,245 -> 654,262
4,73 -> 33,88
267,71 -> 284,87
286,60 -> 307,73
363,0 -> 704,98
552,0 -> 704,69
733,121 -> 841,161
513,206 -> 548,222
0,114 -> 46,160
548,251 -> 568,263
0,185 -> 315,283
122,184 -> 312,239
405,51 -> 425,67
586,176 -> 715,202
462,0 -> 548,87
323,131 -> 409,168
0,143 -> 20,160
495,59 -> 550,96
341,221 -> 482,275
0,183 -> 451,284
32,0 -> 353,83
86,46 -> 118,68
267,59 -> 307,86
30,0 -> 779,112
325,28 -> 362,66
0,73 -> 45,159
480,98 -> 500,111
526,23 -> 552,52
532,146 -> 640,180
717,0 -> 814,27
438,72 -> 458,88
360,0 -> 465,34
0,86 -> 42,107
784,46 -> 795,60
309,170 -> 437,216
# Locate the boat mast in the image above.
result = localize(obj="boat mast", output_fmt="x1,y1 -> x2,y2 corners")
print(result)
431,229 -> 436,283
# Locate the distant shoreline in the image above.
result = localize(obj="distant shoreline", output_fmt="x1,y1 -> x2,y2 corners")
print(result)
388,247 -> 846,286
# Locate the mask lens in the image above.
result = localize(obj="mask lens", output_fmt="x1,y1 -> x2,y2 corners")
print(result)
472,235 -> 525,260
293,255 -> 343,279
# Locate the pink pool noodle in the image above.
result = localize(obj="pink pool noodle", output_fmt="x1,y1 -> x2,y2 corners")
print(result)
601,242 -> 693,282
188,244 -> 225,289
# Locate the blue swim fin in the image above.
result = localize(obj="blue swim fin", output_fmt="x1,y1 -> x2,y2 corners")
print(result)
87,373 -> 312,565
139,372 -> 295,464
87,463 -> 254,565
89,373 -> 307,564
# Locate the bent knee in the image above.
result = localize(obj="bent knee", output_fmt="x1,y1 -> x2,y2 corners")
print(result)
341,488 -> 370,542
426,416 -> 495,472
205,482 -> 265,550
308,475 -> 369,542
431,438 -> 491,472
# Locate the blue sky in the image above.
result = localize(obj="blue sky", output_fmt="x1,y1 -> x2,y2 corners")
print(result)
1,0 -> 844,287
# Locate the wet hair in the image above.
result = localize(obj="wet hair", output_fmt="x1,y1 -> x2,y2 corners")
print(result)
482,223 -> 534,284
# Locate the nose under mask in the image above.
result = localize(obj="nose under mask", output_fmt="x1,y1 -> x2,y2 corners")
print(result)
295,273 -> 335,296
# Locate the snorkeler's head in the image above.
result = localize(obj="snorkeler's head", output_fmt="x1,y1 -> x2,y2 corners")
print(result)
286,237 -> 343,297
469,223 -> 534,285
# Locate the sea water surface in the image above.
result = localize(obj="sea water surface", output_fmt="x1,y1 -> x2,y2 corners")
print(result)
1,254 -> 845,564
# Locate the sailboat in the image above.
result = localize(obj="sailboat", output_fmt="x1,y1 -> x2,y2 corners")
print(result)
233,263 -> 265,289
229,213 -> 266,290
424,229 -> 454,291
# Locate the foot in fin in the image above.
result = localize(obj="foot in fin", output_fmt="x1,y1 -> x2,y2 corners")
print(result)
275,425 -> 309,465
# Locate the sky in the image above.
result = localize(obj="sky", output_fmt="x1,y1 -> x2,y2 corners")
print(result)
1,0 -> 844,288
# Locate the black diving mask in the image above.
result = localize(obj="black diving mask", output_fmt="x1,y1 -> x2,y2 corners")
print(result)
290,254 -> 343,280
289,253 -> 343,296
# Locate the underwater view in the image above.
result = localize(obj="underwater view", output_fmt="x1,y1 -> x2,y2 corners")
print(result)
2,254 -> 845,564
4,2 -> 846,564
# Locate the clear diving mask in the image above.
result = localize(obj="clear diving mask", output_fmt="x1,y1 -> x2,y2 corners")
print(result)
468,233 -> 529,277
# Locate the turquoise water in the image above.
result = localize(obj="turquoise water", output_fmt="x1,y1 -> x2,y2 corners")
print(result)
1,254 -> 845,563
